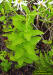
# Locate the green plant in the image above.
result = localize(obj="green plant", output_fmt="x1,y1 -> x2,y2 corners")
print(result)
1,0 -> 53,73
33,51 -> 53,75
2,5 -> 43,68
0,51 -> 11,72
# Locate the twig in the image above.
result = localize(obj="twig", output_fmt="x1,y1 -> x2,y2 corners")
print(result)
44,24 -> 53,35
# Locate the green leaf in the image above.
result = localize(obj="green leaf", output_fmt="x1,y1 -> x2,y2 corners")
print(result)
17,56 -> 24,67
15,45 -> 24,59
4,2 -> 13,13
23,41 -> 35,55
22,6 -> 30,14
43,40 -> 52,44
30,36 -> 41,45
6,32 -> 24,46
0,4 -> 2,10
0,16 -> 5,21
24,58 -> 33,64
24,31 -> 32,41
23,36 -> 41,54
32,30 -> 44,36
25,52 -> 39,62
12,15 -> 25,31
1,8 -> 5,15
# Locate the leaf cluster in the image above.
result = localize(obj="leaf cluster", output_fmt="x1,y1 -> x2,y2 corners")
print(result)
2,6 -> 43,68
